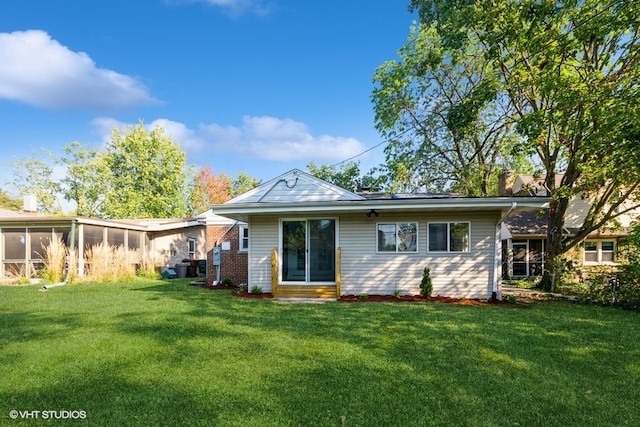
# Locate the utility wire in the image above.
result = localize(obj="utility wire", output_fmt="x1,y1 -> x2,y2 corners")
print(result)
330,128 -> 413,168
330,1 -> 630,170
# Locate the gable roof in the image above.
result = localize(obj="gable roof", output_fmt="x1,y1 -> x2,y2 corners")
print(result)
211,169 -> 549,222
226,169 -> 365,204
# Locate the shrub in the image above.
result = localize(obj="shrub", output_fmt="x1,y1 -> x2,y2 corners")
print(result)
221,278 -> 233,286
84,243 -> 137,283
250,285 -> 263,294
420,267 -> 433,298
40,235 -> 68,283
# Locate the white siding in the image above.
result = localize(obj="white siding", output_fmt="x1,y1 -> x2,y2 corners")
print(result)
340,214 -> 497,298
248,215 -> 279,292
247,211 -> 500,299
339,212 -> 497,299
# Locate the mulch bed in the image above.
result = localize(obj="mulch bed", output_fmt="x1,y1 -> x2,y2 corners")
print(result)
227,290 -> 511,305
205,285 -> 537,306
338,294 -> 505,305
231,290 -> 274,299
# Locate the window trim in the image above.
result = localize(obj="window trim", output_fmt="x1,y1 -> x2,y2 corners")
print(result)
239,225 -> 249,252
187,237 -> 196,259
376,222 -> 419,253
583,240 -> 616,265
279,217 -> 339,284
427,221 -> 471,253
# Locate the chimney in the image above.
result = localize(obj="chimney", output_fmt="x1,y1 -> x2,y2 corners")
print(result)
23,193 -> 37,213
498,170 -> 514,196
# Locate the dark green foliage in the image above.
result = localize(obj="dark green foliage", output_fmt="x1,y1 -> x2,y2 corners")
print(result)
420,267 -> 433,297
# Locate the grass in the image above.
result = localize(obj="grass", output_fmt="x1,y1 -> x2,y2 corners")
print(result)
1,280 -> 639,426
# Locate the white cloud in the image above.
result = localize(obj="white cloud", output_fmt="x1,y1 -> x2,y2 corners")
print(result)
169,0 -> 272,16
201,115 -> 366,162
0,30 -> 159,111
91,115 -> 366,164
91,117 -> 204,151
148,118 -> 205,151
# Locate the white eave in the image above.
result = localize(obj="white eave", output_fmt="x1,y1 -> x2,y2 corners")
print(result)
211,197 -> 549,222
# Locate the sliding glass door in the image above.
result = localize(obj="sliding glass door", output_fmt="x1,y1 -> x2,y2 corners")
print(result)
282,219 -> 336,283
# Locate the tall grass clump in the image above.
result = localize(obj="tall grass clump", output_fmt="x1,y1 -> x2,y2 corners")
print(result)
41,235 -> 68,283
136,253 -> 163,279
66,248 -> 79,284
84,242 -> 138,283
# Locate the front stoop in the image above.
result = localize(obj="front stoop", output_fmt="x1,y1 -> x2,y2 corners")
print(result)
274,285 -> 337,299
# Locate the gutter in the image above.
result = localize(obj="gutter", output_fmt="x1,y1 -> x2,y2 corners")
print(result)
492,202 -> 517,300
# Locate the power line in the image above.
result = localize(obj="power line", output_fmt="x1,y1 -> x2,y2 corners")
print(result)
330,138 -> 388,168
330,127 -> 413,168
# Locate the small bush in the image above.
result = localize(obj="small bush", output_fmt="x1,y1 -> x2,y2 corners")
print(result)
250,285 -> 263,294
503,278 -> 540,289
136,267 -> 161,280
359,292 -> 369,301
420,267 -> 433,298
221,277 -> 233,286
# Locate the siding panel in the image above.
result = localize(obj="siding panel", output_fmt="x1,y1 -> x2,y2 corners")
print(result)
248,215 -> 279,293
339,212 -> 498,299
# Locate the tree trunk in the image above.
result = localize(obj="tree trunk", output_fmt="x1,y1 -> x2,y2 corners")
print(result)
541,197 -> 570,291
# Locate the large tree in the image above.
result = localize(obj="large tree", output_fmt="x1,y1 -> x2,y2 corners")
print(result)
230,172 -> 261,198
58,141 -> 108,217
407,0 -> 640,289
101,122 -> 189,219
9,155 -> 61,214
190,166 -> 232,214
372,23 -> 529,196
307,161 -> 384,193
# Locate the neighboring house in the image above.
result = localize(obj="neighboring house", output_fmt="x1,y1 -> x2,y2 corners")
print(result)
0,203 -> 207,280
210,169 -> 547,299
198,211 -> 248,286
500,172 -> 639,279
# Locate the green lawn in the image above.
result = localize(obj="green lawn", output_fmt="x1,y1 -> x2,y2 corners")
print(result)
1,280 -> 639,426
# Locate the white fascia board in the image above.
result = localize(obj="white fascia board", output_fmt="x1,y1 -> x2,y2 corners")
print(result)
211,197 -> 549,219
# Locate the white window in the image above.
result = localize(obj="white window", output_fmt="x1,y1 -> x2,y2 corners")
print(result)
377,222 -> 418,253
584,240 -> 615,264
187,237 -> 196,259
428,222 -> 470,253
239,226 -> 249,251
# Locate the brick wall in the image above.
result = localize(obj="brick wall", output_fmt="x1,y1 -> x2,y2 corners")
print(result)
205,224 -> 248,286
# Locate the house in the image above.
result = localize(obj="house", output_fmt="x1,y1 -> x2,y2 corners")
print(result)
210,169 -> 548,299
500,172 -> 639,279
198,212 -> 248,286
0,203 -> 207,280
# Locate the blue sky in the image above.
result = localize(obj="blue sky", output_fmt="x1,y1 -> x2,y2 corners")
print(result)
0,0 -> 417,189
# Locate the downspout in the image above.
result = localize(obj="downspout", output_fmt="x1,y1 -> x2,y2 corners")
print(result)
66,219 -> 76,282
492,202 -> 517,300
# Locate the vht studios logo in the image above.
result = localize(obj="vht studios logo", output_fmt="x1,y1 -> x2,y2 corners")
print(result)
9,410 -> 87,420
